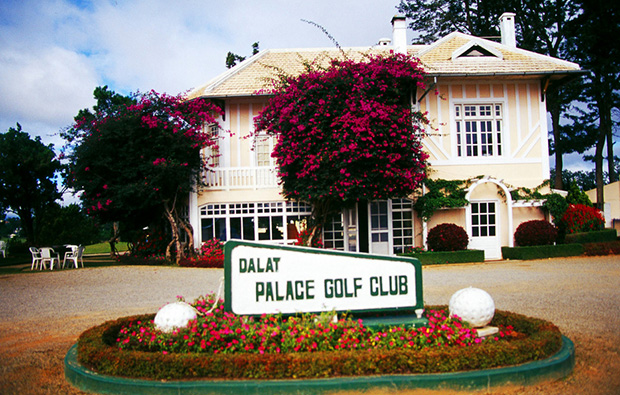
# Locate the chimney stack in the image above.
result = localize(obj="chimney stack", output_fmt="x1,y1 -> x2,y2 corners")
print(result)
391,15 -> 407,54
499,12 -> 516,48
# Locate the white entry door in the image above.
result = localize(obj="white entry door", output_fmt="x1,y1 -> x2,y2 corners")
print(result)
369,201 -> 391,255
468,201 -> 501,260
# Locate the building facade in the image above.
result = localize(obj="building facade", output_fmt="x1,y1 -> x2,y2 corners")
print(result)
187,13 -> 582,259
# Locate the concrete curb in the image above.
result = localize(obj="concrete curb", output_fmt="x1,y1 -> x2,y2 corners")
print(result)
65,336 -> 574,394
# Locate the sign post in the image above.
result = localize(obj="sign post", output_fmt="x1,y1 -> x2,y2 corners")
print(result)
224,241 -> 427,328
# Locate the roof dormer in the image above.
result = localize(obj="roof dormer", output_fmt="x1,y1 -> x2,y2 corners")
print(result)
452,40 -> 503,61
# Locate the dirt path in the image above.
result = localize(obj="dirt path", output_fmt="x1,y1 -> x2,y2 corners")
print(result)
0,257 -> 618,394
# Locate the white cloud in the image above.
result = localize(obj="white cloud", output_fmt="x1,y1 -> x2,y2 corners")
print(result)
0,0 -> 602,181
0,46 -> 99,126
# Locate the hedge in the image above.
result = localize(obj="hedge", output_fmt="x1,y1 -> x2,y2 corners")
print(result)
400,250 -> 484,265
501,244 -> 584,260
564,229 -> 617,244
77,308 -> 561,381
582,240 -> 620,256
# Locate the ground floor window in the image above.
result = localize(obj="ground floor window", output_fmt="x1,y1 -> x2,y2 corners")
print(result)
200,201 -> 311,243
391,199 -> 414,254
323,213 -> 345,250
471,201 -> 496,237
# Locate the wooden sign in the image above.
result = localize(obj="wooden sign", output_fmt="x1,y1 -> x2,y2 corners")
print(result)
224,241 -> 423,316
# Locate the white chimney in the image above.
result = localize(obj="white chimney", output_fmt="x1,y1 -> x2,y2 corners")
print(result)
391,15 -> 407,54
499,12 -> 516,48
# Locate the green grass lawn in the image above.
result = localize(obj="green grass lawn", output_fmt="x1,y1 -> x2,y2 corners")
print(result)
0,242 -> 130,273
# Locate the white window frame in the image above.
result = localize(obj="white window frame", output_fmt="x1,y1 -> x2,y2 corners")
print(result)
199,201 -> 311,244
455,103 -> 504,158
204,123 -> 221,168
254,133 -> 276,167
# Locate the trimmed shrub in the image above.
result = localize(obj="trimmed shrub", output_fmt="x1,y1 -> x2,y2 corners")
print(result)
583,240 -> 620,256
514,220 -> 557,247
427,223 -> 468,251
501,244 -> 584,260
564,229 -> 617,244
560,204 -> 604,234
401,250 -> 484,265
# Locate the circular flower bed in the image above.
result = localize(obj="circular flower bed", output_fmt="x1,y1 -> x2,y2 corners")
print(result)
77,295 -> 562,381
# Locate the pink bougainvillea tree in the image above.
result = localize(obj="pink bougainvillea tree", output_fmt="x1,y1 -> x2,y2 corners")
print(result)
63,86 -> 223,262
254,52 -> 431,243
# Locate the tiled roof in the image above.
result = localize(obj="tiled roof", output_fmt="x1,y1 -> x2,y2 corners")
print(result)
188,32 -> 581,99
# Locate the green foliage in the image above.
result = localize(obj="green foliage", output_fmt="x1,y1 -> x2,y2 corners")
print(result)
63,87 -> 223,261
543,193 -> 569,225
400,249 -> 485,265
77,308 -> 562,380
0,124 -> 62,244
563,0 -> 620,186
514,220 -> 557,247
550,168 -> 598,191
414,179 -> 469,222
35,203 -> 106,246
565,181 -> 593,206
427,223 -> 469,252
397,0 -> 514,44
510,180 -> 550,201
226,42 -> 259,68
582,240 -> 620,256
501,244 -> 584,260
0,216 -> 20,239
564,229 -> 617,244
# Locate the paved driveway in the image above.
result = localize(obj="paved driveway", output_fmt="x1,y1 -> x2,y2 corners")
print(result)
0,255 -> 618,394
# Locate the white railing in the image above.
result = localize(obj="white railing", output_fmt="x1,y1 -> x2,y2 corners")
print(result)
203,167 -> 279,190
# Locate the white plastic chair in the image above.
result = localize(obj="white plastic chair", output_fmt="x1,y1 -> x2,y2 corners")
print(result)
30,247 -> 44,270
0,240 -> 6,258
40,247 -> 60,270
63,245 -> 85,268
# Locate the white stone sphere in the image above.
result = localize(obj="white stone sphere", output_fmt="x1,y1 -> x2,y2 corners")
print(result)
154,302 -> 197,333
449,287 -> 495,327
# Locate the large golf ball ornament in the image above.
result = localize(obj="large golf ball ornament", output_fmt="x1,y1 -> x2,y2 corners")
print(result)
154,302 -> 197,333
449,287 -> 495,327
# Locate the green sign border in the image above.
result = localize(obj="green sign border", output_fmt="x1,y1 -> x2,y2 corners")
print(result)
224,240 -> 424,316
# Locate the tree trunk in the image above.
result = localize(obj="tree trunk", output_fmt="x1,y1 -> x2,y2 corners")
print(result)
18,208 -> 36,245
163,202 -> 183,264
178,217 -> 195,258
607,126 -> 617,183
595,120 -> 607,210
307,199 -> 337,247
550,104 -> 564,190
108,221 -> 120,258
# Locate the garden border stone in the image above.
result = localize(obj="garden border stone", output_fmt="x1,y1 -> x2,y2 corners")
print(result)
65,335 -> 574,394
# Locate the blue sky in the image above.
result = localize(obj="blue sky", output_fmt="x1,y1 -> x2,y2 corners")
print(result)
0,0 -> 599,179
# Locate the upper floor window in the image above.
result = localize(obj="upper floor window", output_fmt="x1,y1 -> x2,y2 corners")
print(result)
205,123 -> 221,168
255,134 -> 276,167
455,104 -> 503,157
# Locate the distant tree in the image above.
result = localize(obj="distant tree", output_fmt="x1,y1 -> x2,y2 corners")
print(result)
550,168 -> 598,192
225,52 -> 245,69
63,88 -> 223,263
0,215 -> 21,240
225,42 -> 260,68
36,203 -> 105,246
0,124 -> 61,244
397,0 -> 582,190
563,0 -> 620,208
255,53 -> 430,244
